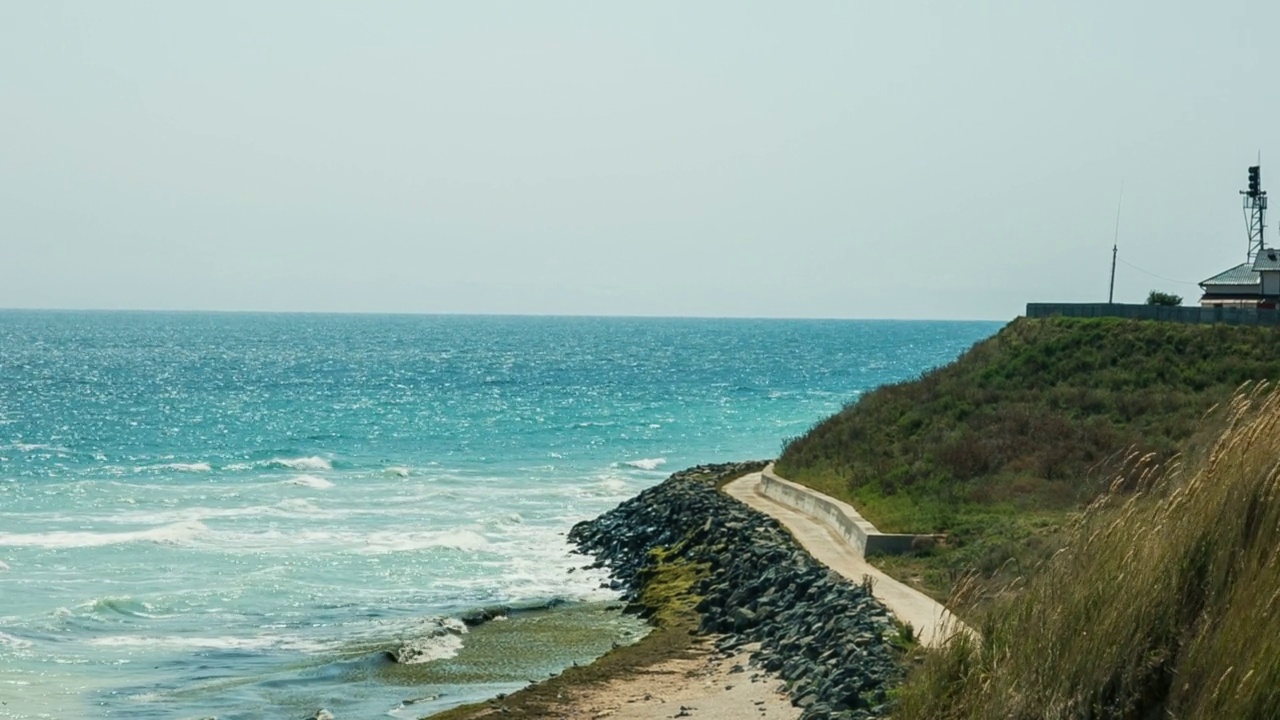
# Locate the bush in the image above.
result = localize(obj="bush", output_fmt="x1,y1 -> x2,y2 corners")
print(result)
1147,290 -> 1183,306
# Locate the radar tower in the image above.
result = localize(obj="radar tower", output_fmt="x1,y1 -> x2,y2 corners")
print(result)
1243,162 -> 1268,261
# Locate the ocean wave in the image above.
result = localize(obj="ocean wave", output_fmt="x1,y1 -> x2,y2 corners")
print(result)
87,501 -> 335,526
287,475 -> 334,489
275,498 -> 323,514
620,457 -> 666,471
84,596 -> 165,619
384,466 -> 410,478
0,560 -> 9,571
269,456 -> 333,471
0,520 -> 208,549
356,529 -> 489,554
133,462 -> 212,473
86,633 -> 328,653
4,442 -> 69,453
487,512 -> 524,526
572,476 -> 630,498
0,631 -> 32,649
393,617 -> 467,664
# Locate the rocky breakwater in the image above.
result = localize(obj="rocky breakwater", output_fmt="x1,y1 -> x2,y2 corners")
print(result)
569,462 -> 905,720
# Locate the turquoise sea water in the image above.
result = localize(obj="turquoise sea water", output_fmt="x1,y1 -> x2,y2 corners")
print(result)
0,311 -> 1002,718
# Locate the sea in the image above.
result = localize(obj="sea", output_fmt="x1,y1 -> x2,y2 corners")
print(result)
0,311 -> 1002,719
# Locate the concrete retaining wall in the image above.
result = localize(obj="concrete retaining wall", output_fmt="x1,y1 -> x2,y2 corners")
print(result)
1027,302 -> 1280,325
759,464 -> 928,557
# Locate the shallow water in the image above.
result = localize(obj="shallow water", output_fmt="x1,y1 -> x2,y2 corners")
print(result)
0,311 -> 1001,717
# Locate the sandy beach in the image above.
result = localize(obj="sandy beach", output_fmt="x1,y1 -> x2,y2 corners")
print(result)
533,642 -> 797,720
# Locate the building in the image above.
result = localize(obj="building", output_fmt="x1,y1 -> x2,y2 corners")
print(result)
1199,165 -> 1275,308
1199,251 -> 1280,309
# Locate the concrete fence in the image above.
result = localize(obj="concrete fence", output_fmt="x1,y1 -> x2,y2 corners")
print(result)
759,464 -> 935,557
1026,303 -> 1280,325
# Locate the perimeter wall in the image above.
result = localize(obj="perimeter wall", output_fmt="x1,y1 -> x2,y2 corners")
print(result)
1026,303 -> 1280,325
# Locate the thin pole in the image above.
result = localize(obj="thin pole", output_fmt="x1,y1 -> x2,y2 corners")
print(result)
1109,181 -> 1124,304
1109,245 -> 1118,304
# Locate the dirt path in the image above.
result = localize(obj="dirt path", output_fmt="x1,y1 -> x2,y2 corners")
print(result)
723,472 -> 966,648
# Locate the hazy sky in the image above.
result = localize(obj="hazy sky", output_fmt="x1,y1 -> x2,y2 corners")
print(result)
3,2 -> 1278,319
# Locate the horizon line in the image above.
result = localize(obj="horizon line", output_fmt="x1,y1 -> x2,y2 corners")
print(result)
0,306 -> 1009,323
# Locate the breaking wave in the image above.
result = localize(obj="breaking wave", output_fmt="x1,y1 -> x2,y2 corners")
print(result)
620,457 -> 666,471
286,475 -> 334,489
135,462 -> 212,473
269,456 -> 333,471
0,520 -> 208,549
392,617 -> 468,664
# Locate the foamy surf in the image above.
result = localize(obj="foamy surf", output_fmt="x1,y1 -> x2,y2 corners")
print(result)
392,617 -> 467,664
5,442 -> 68,453
0,520 -> 208,549
86,634 -> 330,653
134,462 -> 212,473
0,632 -> 32,649
270,456 -> 333,471
82,596 -> 167,619
620,457 -> 666,471
356,529 -> 490,554
287,475 -> 334,489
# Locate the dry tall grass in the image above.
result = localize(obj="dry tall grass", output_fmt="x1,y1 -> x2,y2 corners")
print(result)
893,384 -> 1280,720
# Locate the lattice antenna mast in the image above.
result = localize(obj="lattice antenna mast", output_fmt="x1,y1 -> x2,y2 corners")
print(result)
1243,162 -> 1268,261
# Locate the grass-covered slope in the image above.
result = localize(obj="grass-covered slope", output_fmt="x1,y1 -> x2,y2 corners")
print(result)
894,388 -> 1280,720
780,317 -> 1280,514
776,317 -> 1280,597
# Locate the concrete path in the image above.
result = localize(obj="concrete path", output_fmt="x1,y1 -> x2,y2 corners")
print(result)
723,472 -> 967,648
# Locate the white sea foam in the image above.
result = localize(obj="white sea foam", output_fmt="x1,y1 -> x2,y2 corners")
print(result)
384,466 -> 411,478
7,442 -> 67,453
621,457 -> 666,471
287,475 -> 334,489
395,631 -> 464,664
86,634 -> 328,653
0,560 -> 9,571
356,529 -> 489,554
270,456 -> 332,471
0,632 -> 32,649
275,498 -> 323,514
0,520 -> 207,549
575,476 -> 629,498
84,596 -> 167,618
85,501 -> 339,527
135,462 -> 212,473
224,462 -> 254,471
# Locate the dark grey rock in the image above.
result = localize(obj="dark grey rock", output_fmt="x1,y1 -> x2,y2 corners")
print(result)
568,461 -> 906,720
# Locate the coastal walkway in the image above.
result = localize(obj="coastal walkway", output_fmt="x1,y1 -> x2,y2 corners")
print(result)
723,469 -> 967,648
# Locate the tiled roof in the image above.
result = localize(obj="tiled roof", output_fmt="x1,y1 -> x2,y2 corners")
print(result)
1201,262 -> 1259,286
1253,249 -> 1280,271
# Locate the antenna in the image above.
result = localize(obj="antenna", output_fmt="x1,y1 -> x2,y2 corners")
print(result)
1242,155 -> 1268,261
1109,181 -> 1123,304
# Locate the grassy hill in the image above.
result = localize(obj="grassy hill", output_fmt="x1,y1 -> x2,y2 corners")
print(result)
775,316 -> 1280,598
894,388 -> 1280,719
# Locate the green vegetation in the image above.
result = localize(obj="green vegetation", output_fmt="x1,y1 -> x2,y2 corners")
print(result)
894,388 -> 1280,719
1147,289 -> 1184,306
777,317 -> 1280,599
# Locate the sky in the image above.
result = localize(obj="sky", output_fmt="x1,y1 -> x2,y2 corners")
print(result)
2,1 -> 1279,320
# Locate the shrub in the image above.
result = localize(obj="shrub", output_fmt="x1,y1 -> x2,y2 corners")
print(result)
1147,290 -> 1183,306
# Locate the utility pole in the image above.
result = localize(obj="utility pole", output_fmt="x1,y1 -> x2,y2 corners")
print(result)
1109,182 -> 1123,304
